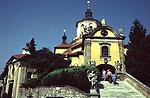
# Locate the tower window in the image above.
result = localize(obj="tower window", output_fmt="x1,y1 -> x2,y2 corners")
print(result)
102,46 -> 108,56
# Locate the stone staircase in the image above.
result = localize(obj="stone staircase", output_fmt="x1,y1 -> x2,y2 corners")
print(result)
100,81 -> 146,98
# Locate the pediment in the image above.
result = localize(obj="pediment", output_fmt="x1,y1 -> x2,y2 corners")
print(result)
84,26 -> 124,39
93,26 -> 119,38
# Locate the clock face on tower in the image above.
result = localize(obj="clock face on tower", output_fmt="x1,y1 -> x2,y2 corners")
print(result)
101,29 -> 108,36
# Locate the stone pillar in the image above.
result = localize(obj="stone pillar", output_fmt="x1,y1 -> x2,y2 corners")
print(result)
90,89 -> 100,98
84,39 -> 91,65
118,40 -> 126,72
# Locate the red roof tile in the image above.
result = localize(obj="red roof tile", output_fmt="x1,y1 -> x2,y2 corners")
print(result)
13,54 -> 31,60
63,48 -> 72,55
67,51 -> 83,57
55,43 -> 72,49
71,41 -> 83,50
62,41 -> 83,55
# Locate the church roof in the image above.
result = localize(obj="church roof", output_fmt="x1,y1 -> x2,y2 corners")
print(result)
13,54 -> 31,60
71,41 -> 83,50
63,48 -> 72,55
6,54 -> 32,65
75,1 -> 101,27
67,51 -> 83,57
63,41 -> 83,56
76,19 -> 101,27
55,33 -> 72,49
54,43 -> 72,49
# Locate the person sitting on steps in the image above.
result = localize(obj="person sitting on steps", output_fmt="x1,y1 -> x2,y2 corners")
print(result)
112,73 -> 119,85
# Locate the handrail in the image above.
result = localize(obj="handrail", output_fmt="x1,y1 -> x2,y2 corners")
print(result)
124,72 -> 150,98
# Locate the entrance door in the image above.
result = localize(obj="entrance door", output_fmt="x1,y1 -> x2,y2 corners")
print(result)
96,64 -> 116,74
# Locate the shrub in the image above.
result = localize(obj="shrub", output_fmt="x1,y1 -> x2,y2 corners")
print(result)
21,78 -> 41,88
42,66 -> 100,93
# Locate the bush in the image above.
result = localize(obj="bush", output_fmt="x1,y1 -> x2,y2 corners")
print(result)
42,66 -> 100,93
21,78 -> 41,88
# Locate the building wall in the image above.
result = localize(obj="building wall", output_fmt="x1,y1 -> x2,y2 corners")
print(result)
90,39 -> 121,67
79,55 -> 84,65
72,47 -> 82,53
5,60 -> 25,98
70,55 -> 84,66
70,57 -> 79,66
83,26 -> 125,69
55,48 -> 67,54
94,29 -> 117,37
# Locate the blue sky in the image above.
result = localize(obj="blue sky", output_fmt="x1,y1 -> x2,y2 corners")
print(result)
0,0 -> 150,72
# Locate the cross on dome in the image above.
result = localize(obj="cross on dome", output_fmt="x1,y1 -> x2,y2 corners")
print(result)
87,0 -> 91,9
85,0 -> 93,19
62,31 -> 67,44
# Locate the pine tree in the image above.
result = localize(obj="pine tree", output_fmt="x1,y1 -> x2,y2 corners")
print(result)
127,19 -> 146,59
126,19 -> 146,67
129,19 -> 146,47
139,34 -> 150,86
125,19 -> 150,87
140,34 -> 150,57
29,38 -> 36,54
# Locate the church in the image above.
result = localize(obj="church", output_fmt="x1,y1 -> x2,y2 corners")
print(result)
0,1 -> 127,98
54,1 -> 126,72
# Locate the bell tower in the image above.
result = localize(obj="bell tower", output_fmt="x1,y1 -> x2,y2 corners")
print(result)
76,0 -> 101,38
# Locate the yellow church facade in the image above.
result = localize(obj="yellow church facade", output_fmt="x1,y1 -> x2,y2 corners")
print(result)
54,3 -> 126,72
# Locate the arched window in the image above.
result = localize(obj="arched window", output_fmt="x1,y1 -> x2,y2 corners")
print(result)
102,46 -> 108,57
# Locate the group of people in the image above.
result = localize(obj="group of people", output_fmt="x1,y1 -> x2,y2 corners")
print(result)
102,69 -> 118,85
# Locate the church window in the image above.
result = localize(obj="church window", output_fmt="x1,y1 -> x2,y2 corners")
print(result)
8,82 -> 13,97
12,65 -> 15,76
102,46 -> 108,57
101,29 -> 108,36
99,43 -> 111,60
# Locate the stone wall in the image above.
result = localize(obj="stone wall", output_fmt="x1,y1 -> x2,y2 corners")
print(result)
19,86 -> 90,98
124,73 -> 150,98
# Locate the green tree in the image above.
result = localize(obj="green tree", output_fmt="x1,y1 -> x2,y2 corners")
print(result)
22,47 -> 71,88
30,47 -> 71,76
25,38 -> 36,54
125,19 -> 146,72
139,34 -> 150,86
125,19 -> 150,87
28,38 -> 36,54
140,34 -> 150,63
127,19 -> 146,59
42,66 -> 101,93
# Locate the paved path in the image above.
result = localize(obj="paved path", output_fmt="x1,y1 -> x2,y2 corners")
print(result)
100,81 -> 146,98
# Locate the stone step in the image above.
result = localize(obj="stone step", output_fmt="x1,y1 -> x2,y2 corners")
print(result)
100,81 -> 146,98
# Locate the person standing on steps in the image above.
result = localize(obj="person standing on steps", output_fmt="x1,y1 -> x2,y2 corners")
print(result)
102,69 -> 107,81
106,69 -> 112,83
